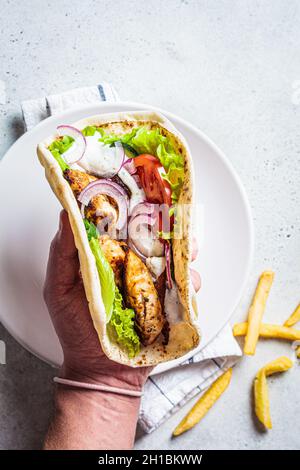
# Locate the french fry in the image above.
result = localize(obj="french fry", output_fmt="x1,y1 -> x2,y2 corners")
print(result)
284,303 -> 300,327
254,370 -> 271,429
263,356 -> 293,376
254,356 -> 293,429
173,369 -> 232,437
233,322 -> 300,341
244,271 -> 274,355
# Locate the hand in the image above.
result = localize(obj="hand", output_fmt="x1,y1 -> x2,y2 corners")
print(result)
44,211 -> 201,391
44,210 -> 150,391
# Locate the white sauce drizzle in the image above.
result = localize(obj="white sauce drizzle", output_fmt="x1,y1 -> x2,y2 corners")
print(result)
146,256 -> 166,279
77,132 -> 119,177
164,284 -> 183,324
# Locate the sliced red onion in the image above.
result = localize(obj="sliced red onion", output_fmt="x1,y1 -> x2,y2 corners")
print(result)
165,242 -> 172,289
122,158 -> 137,175
57,125 -> 86,164
128,214 -> 156,237
78,180 -> 129,230
130,203 -> 160,238
128,214 -> 164,257
128,239 -> 147,262
132,174 -> 142,188
79,178 -> 128,204
130,202 -> 157,221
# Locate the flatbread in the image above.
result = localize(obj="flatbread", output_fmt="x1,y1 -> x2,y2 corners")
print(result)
37,111 -> 201,366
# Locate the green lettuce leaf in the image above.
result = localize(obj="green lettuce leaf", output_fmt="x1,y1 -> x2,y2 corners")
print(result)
99,127 -> 138,146
84,219 -> 140,357
89,237 -> 115,322
82,125 -> 104,137
108,288 -> 140,358
84,219 -> 99,241
48,135 -> 74,171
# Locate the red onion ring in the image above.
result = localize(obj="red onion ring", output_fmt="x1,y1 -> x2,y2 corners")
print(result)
128,239 -> 147,262
132,174 -> 142,188
57,125 -> 86,164
128,213 -> 163,257
189,267 -> 201,293
79,178 -> 128,203
130,202 -> 157,221
165,242 -> 172,289
122,158 -> 137,175
128,214 -> 156,239
78,180 -> 129,230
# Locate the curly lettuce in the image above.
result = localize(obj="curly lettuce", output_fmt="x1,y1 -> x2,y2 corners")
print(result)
89,236 -> 115,322
82,125 -> 102,137
108,288 -> 140,358
48,135 -> 73,171
84,219 -> 140,357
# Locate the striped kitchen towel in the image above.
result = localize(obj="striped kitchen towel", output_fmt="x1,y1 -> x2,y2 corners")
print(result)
21,83 -> 117,131
21,83 -> 242,434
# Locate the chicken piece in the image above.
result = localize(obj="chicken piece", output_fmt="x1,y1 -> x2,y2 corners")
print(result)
154,270 -> 166,310
64,168 -> 96,198
99,235 -> 126,290
86,194 -> 118,232
64,169 -> 118,233
124,249 -> 164,346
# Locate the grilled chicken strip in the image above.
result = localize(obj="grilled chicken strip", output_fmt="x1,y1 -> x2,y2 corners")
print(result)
85,194 -> 118,231
64,168 -> 96,197
99,235 -> 126,290
64,169 -> 118,231
124,249 -> 164,346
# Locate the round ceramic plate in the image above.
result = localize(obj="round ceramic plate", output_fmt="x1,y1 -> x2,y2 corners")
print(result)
0,102 -> 253,375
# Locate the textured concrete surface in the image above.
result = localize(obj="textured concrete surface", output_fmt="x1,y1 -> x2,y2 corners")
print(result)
1,0 -> 300,450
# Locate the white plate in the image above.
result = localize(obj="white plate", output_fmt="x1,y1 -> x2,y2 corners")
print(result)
0,102 -> 253,375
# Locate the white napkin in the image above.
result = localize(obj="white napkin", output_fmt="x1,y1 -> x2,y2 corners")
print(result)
21,84 -> 242,434
21,83 -> 118,131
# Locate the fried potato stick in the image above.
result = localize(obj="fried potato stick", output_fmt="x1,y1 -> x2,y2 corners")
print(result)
244,271 -> 274,355
255,358 -> 293,429
284,303 -> 300,327
173,369 -> 232,436
233,322 -> 300,341
254,357 -> 293,429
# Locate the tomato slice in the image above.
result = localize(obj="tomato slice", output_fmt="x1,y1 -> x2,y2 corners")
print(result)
134,154 -> 172,206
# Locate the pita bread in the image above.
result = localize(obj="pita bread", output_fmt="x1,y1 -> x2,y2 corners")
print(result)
37,110 -> 201,366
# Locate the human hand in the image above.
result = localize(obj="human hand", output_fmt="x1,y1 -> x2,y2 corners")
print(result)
44,210 -> 150,391
44,211 -> 201,391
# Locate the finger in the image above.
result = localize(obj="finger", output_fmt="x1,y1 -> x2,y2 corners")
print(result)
191,237 -> 199,262
190,267 -> 201,293
45,211 -> 79,292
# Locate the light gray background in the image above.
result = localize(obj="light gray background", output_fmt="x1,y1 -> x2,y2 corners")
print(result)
0,0 -> 299,450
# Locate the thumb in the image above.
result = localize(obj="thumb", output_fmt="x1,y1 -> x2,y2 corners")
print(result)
45,210 -> 79,295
